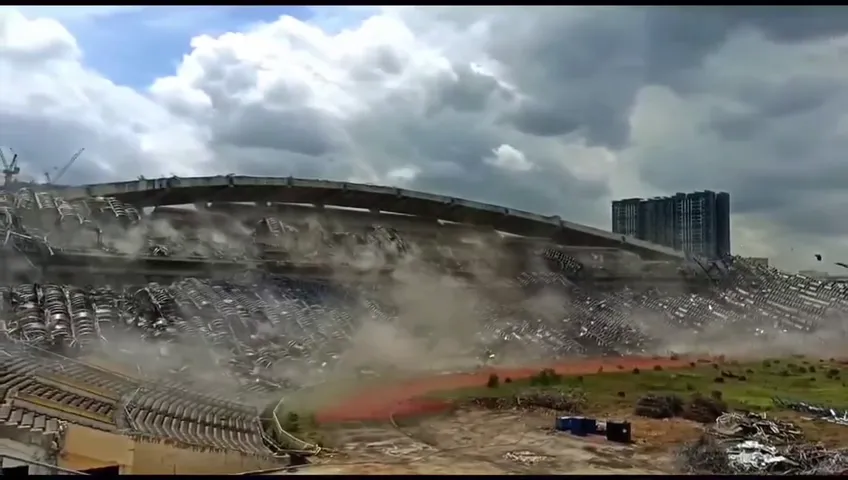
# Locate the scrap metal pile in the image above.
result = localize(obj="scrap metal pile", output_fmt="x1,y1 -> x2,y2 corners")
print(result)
774,397 -> 848,427
679,412 -> 848,475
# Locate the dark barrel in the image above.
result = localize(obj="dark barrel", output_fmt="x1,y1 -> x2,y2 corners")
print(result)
605,420 -> 632,443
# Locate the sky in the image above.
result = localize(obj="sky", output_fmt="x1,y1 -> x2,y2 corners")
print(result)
2,6 -> 848,273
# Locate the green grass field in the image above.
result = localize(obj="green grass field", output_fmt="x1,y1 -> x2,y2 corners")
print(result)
429,356 -> 848,413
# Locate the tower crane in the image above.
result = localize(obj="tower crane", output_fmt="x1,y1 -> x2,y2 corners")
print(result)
0,148 -> 20,187
44,148 -> 84,185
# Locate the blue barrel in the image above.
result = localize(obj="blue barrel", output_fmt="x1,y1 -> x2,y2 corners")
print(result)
581,417 -> 598,435
570,416 -> 587,436
555,416 -> 569,431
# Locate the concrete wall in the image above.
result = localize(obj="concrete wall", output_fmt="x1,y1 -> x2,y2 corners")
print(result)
58,425 -> 133,473
130,441 -> 277,474
58,424 -> 279,474
0,438 -> 54,474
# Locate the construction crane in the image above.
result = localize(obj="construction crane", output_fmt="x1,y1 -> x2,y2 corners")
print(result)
0,147 -> 20,187
44,148 -> 84,185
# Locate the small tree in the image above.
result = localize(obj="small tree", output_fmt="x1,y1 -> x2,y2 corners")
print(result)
487,373 -> 500,388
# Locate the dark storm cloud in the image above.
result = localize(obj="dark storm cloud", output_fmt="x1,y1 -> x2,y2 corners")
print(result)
411,161 -> 607,226
483,8 -> 646,148
730,6 -> 848,42
472,6 -> 848,149
0,111 -> 129,184
433,62 -> 507,114
211,103 -> 346,157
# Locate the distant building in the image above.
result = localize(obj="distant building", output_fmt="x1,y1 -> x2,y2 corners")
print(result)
611,191 -> 731,260
610,198 -> 642,238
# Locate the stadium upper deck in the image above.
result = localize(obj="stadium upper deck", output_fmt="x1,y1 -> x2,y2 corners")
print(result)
63,176 -> 683,261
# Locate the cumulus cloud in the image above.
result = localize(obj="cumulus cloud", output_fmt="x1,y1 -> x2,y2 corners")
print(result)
484,144 -> 533,172
3,6 -> 848,272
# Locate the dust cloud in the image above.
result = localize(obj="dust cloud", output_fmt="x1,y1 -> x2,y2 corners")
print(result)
4,206 -> 845,406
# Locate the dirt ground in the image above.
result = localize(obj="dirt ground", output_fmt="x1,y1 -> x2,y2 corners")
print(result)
276,407 -> 699,475
279,356 -> 709,475
317,356 -> 698,423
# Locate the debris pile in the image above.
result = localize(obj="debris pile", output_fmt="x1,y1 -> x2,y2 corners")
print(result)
679,411 -> 848,475
468,388 -> 586,413
773,397 -> 848,427
634,394 -> 683,419
634,393 -> 725,423
681,394 -> 727,424
516,389 -> 586,412
678,434 -> 733,474
713,412 -> 802,444
468,397 -> 515,410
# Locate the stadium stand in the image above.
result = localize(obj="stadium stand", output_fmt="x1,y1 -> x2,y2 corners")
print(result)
0,179 -> 845,474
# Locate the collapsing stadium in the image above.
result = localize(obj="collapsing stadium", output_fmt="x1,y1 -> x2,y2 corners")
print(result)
0,175 -> 845,474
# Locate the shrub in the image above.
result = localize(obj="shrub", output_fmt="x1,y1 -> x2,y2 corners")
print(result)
713,376 -> 725,383
653,365 -> 663,371
487,373 -> 500,388
530,368 -> 561,386
632,368 -> 641,375
504,377 -> 512,384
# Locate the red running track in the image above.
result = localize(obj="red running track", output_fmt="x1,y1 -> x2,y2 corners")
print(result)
316,356 -> 698,423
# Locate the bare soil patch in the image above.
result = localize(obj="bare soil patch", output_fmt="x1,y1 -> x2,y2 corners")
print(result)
316,356 -> 696,423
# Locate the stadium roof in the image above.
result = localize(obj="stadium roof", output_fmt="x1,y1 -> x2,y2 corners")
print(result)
66,175 -> 684,260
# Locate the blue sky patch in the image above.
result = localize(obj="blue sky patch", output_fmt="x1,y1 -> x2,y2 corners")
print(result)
17,6 -> 376,88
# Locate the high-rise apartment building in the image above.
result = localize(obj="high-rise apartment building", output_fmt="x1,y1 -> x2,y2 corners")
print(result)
610,198 -> 642,237
611,191 -> 731,260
